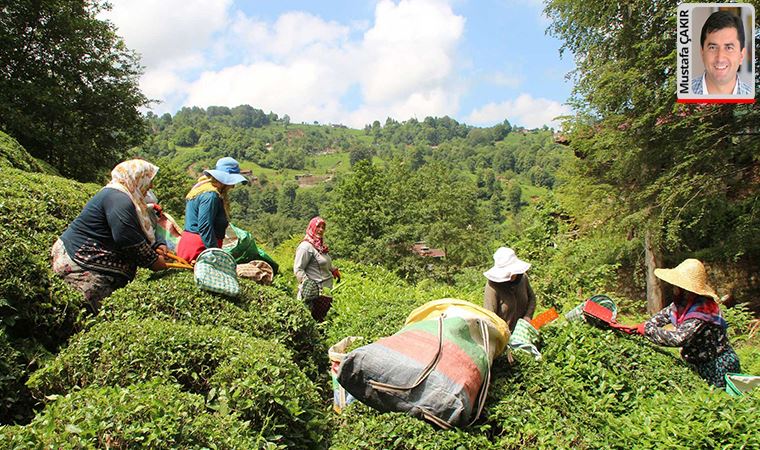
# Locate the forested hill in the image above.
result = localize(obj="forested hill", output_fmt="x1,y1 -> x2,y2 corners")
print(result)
135,106 -> 572,283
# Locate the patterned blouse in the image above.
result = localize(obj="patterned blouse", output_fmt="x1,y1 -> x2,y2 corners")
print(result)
644,303 -> 731,364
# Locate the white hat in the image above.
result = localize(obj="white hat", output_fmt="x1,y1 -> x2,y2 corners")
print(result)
483,247 -> 531,283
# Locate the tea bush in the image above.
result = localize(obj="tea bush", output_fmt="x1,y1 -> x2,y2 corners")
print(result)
0,168 -> 97,348
0,131 -> 43,173
1,379 -> 263,449
99,270 -> 326,380
486,323 -> 702,448
0,330 -> 31,424
27,319 -> 327,448
330,403 -> 495,450
603,388 -> 760,449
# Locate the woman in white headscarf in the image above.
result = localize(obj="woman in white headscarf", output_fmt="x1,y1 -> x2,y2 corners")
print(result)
51,159 -> 168,312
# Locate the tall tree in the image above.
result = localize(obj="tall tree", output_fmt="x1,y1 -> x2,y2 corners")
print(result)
0,0 -> 148,181
546,0 -> 760,312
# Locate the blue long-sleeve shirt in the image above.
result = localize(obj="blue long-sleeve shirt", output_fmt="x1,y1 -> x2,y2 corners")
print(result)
60,188 -> 161,281
183,191 -> 228,249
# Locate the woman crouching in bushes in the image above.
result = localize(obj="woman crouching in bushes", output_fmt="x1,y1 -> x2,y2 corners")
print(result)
51,159 -> 168,313
636,259 -> 740,387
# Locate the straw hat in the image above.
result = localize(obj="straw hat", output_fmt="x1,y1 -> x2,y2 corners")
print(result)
654,258 -> 718,300
483,247 -> 531,283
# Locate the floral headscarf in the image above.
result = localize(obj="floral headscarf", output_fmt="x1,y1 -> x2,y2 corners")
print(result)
104,159 -> 159,244
670,295 -> 727,329
303,216 -> 328,254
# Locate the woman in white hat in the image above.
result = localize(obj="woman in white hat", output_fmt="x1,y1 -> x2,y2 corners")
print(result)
636,258 -> 740,387
483,247 -> 536,332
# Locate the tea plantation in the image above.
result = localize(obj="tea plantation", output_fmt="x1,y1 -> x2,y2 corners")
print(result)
1,133 -> 758,448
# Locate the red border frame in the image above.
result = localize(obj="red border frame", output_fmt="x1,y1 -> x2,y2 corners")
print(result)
677,98 -> 755,104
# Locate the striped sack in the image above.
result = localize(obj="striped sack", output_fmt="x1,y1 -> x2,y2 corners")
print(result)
337,299 -> 508,429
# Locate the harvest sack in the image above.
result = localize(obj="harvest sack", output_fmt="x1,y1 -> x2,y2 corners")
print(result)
337,299 -> 509,429
565,294 -> 618,324
236,260 -> 274,285
310,295 -> 332,322
222,223 -> 279,274
300,278 -> 332,321
194,248 -> 239,297
509,318 -> 542,360
329,336 -> 362,413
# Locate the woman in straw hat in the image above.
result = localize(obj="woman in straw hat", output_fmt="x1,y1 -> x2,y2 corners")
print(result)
483,247 -> 536,332
635,258 -> 740,387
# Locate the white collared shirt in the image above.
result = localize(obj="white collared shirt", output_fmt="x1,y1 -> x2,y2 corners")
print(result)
699,73 -> 739,95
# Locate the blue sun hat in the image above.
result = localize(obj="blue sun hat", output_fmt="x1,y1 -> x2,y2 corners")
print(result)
204,157 -> 248,186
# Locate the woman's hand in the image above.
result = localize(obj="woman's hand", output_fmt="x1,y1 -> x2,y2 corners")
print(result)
155,244 -> 169,257
151,256 -> 168,271
331,267 -> 341,282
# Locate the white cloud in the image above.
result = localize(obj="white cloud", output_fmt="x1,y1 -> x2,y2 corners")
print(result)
159,0 -> 467,126
360,0 -> 465,103
466,93 -> 571,129
103,0 -> 232,70
230,11 -> 351,60
484,71 -> 523,88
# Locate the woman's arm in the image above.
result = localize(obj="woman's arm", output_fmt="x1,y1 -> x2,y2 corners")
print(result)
523,275 -> 537,320
293,243 -> 311,283
644,318 -> 704,347
104,191 -> 159,268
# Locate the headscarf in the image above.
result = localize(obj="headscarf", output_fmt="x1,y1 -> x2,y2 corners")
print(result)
303,216 -> 328,254
104,159 -> 159,245
670,295 -> 727,329
186,175 -> 230,217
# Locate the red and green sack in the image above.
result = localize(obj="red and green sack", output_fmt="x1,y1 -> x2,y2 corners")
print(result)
337,299 -> 509,429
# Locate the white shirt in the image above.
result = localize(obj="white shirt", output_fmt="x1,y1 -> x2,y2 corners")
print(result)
293,240 -> 333,290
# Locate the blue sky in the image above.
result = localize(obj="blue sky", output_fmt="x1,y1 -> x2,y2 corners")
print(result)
103,0 -> 575,129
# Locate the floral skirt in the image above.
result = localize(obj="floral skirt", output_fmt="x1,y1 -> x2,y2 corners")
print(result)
50,239 -> 126,313
694,349 -> 741,388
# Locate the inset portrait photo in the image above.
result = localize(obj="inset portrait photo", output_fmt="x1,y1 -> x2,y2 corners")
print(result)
677,3 -> 755,103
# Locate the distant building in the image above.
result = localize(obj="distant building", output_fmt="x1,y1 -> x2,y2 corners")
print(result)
411,242 -> 446,259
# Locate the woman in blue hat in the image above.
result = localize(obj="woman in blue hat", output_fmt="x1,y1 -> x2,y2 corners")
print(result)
176,157 -> 248,263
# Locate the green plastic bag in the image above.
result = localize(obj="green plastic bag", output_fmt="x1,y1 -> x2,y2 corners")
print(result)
222,224 -> 279,274
725,373 -> 760,396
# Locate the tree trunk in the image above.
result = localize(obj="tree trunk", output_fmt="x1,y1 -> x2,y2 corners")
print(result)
644,232 -> 664,314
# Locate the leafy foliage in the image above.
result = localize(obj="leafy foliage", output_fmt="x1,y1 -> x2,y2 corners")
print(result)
0,131 -> 44,173
0,168 -> 97,348
0,0 -> 148,181
545,0 -> 760,264
1,380 -> 264,449
27,318 -> 327,448
99,270 -> 327,380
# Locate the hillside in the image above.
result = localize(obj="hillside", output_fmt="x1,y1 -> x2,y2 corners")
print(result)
1,133 -> 759,448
